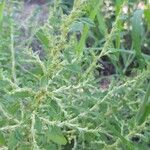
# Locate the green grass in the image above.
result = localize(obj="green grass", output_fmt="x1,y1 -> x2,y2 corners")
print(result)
0,0 -> 150,149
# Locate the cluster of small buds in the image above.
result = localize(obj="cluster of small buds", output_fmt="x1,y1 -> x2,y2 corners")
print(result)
122,5 -> 128,14
102,0 -> 115,19
137,2 -> 145,10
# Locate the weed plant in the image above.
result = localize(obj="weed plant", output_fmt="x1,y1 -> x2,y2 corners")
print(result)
0,0 -> 150,149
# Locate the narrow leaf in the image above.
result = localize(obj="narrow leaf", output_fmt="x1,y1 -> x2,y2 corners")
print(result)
36,28 -> 50,53
0,131 -> 6,146
0,0 -> 5,24
75,0 -> 102,55
131,9 -> 145,67
144,5 -> 150,29
136,84 -> 150,125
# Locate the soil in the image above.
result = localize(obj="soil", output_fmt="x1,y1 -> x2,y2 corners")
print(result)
20,0 -> 49,24
24,0 -> 48,5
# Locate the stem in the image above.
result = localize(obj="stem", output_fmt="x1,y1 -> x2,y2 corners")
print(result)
10,18 -> 16,83
31,111 -> 39,150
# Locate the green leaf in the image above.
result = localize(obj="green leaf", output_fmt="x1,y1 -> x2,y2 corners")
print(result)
11,89 -> 34,99
8,131 -> 19,150
47,126 -> 67,145
17,144 -> 32,150
0,80 -> 11,89
0,131 -> 6,146
0,0 -> 5,24
35,116 -> 42,132
115,0 -> 124,50
36,28 -> 50,51
78,17 -> 95,27
67,63 -> 81,73
30,65 -> 44,77
44,143 -> 57,150
75,0 -> 102,55
70,21 -> 83,32
106,120 -> 134,150
144,5 -> 150,28
131,9 -> 145,67
40,75 -> 49,87
115,0 -> 124,14
97,12 -> 107,36
136,84 -> 150,125
6,102 -> 20,115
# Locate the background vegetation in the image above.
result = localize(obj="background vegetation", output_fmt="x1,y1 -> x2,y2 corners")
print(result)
0,0 -> 150,149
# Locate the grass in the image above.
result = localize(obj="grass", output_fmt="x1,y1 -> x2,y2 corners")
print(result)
0,0 -> 150,149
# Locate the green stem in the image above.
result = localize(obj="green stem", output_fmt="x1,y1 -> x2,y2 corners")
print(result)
10,18 -> 16,83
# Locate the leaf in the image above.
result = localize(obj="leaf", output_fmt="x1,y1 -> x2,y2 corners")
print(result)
17,144 -> 32,150
6,101 -> 20,115
0,0 -> 5,24
131,9 -> 145,67
78,17 -> 95,27
35,116 -> 42,132
8,131 -> 19,150
47,126 -> 67,145
40,75 -> 48,87
43,143 -> 57,150
36,28 -> 50,51
70,21 -> 83,32
11,88 -> 34,99
75,0 -> 102,55
0,80 -> 11,89
8,129 -> 23,149
136,84 -> 150,125
144,5 -> 150,28
30,65 -> 44,77
115,0 -> 124,50
97,12 -> 107,36
106,120 -> 134,150
67,63 -> 81,73
115,0 -> 124,14
0,131 -> 6,146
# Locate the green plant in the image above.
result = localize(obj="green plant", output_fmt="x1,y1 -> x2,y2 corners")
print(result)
0,0 -> 150,149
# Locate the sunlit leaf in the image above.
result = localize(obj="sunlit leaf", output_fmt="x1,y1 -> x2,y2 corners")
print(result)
144,5 -> 150,28
47,126 -> 67,145
0,131 -> 6,146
